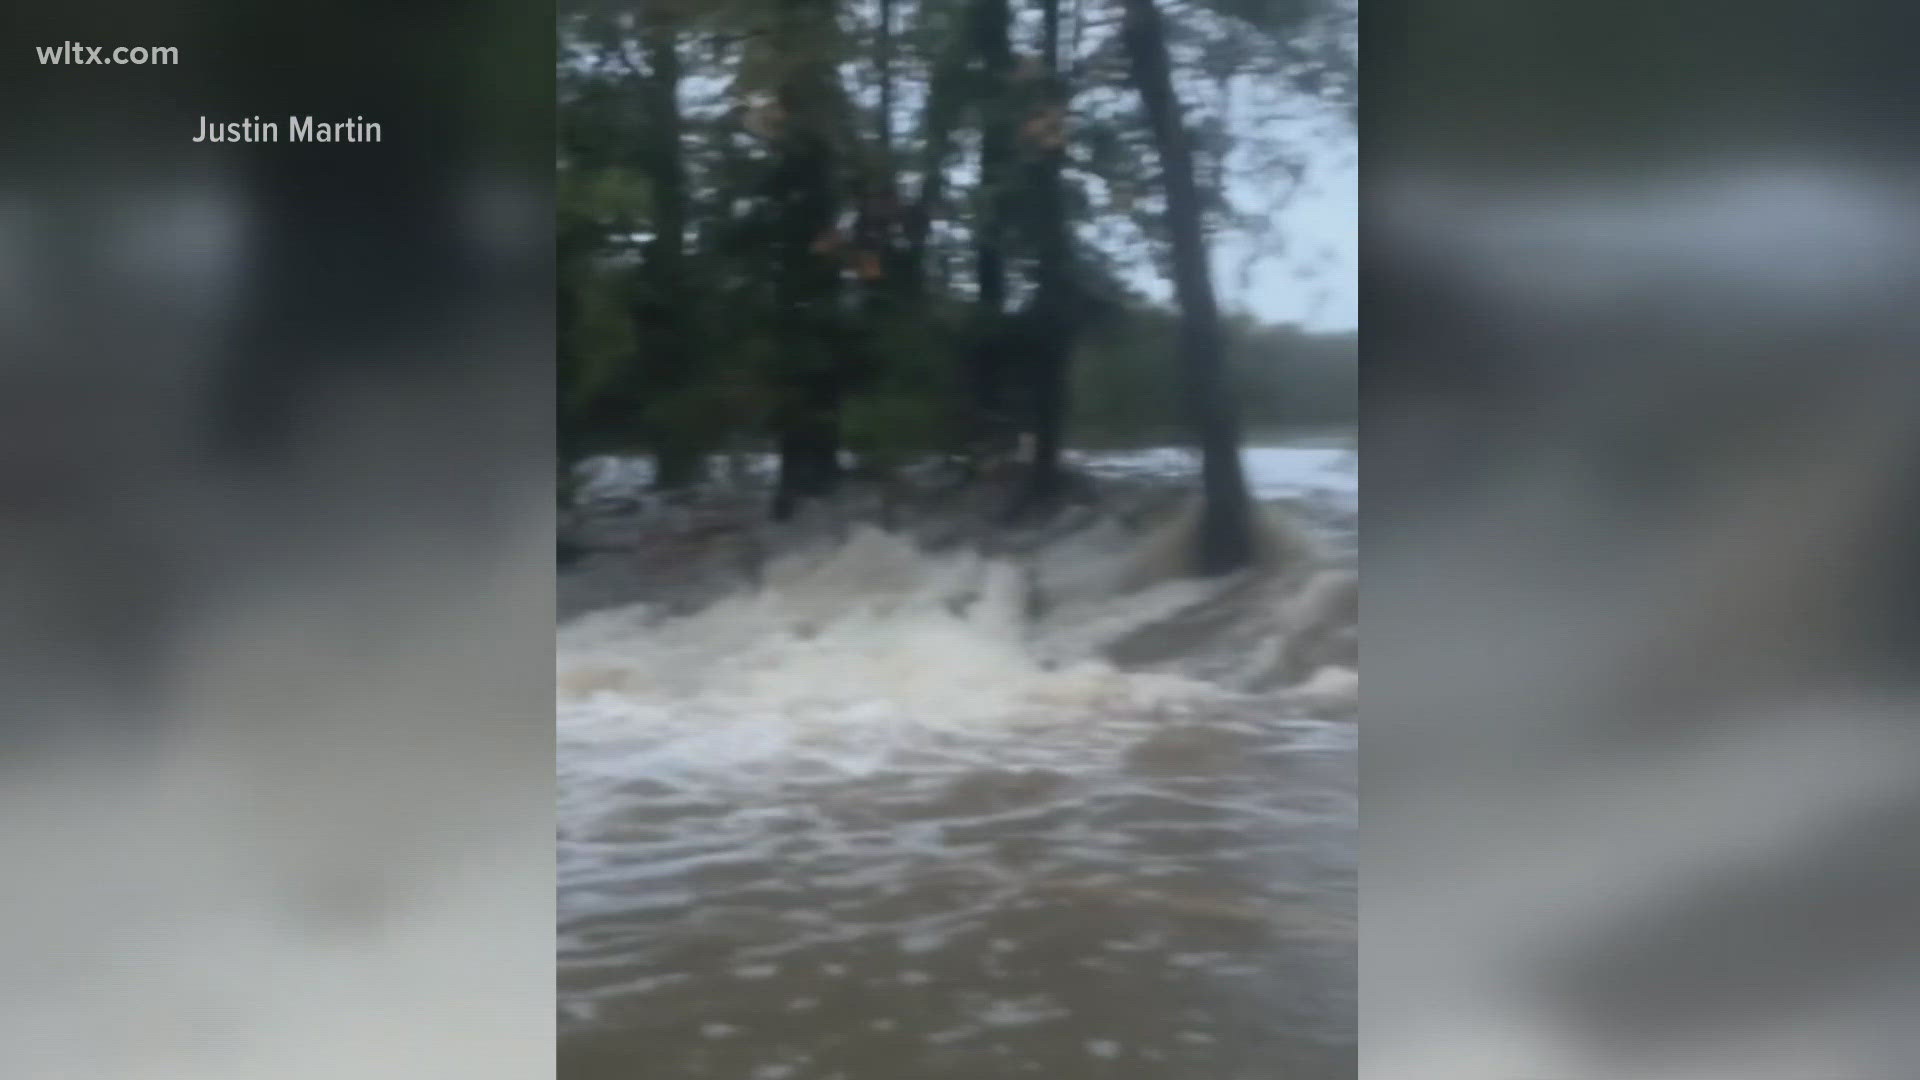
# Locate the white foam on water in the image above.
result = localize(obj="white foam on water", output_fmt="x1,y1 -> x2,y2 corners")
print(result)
558,465 -> 1360,1060
559,526 -> 1233,813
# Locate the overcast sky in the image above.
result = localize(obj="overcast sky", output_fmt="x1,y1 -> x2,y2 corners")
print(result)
1249,148 -> 1355,330
1216,147 -> 1355,331
1136,75 -> 1356,334
1121,151 -> 1356,331
1103,44 -> 1355,335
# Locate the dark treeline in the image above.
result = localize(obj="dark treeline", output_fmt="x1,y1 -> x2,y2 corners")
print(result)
1075,318 -> 1355,445
558,0 -> 1352,572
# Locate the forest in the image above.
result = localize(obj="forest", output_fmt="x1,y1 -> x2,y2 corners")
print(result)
558,0 -> 1354,573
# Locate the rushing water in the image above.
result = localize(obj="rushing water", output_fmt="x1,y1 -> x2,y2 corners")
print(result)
558,445 -> 1357,1079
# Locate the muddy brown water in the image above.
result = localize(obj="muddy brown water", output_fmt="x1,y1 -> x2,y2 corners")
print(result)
560,705 -> 1353,1079
559,449 -> 1355,1079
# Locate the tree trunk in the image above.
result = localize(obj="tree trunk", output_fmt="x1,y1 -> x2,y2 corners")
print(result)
773,382 -> 842,520
1018,0 -> 1074,513
639,14 -> 701,488
967,0 -> 1015,458
771,0 -> 846,519
1121,0 -> 1256,575
902,37 -> 965,298
858,0 -> 897,266
856,0 -> 898,313
877,0 -> 895,154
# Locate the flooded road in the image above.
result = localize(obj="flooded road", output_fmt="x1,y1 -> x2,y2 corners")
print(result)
559,445 -> 1356,1079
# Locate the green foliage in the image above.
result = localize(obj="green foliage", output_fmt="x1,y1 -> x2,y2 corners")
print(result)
561,263 -> 636,415
843,392 -> 948,473
1073,306 -> 1355,445
555,0 -> 1351,499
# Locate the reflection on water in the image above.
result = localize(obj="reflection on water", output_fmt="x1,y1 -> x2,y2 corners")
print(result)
559,446 -> 1356,1079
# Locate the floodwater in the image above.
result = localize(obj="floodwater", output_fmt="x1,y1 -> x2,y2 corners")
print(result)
576,441 -> 1356,519
558,444 -> 1357,1079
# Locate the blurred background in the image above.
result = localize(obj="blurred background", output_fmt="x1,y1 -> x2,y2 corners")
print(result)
1365,1 -> 1920,1077
0,2 -> 553,1077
